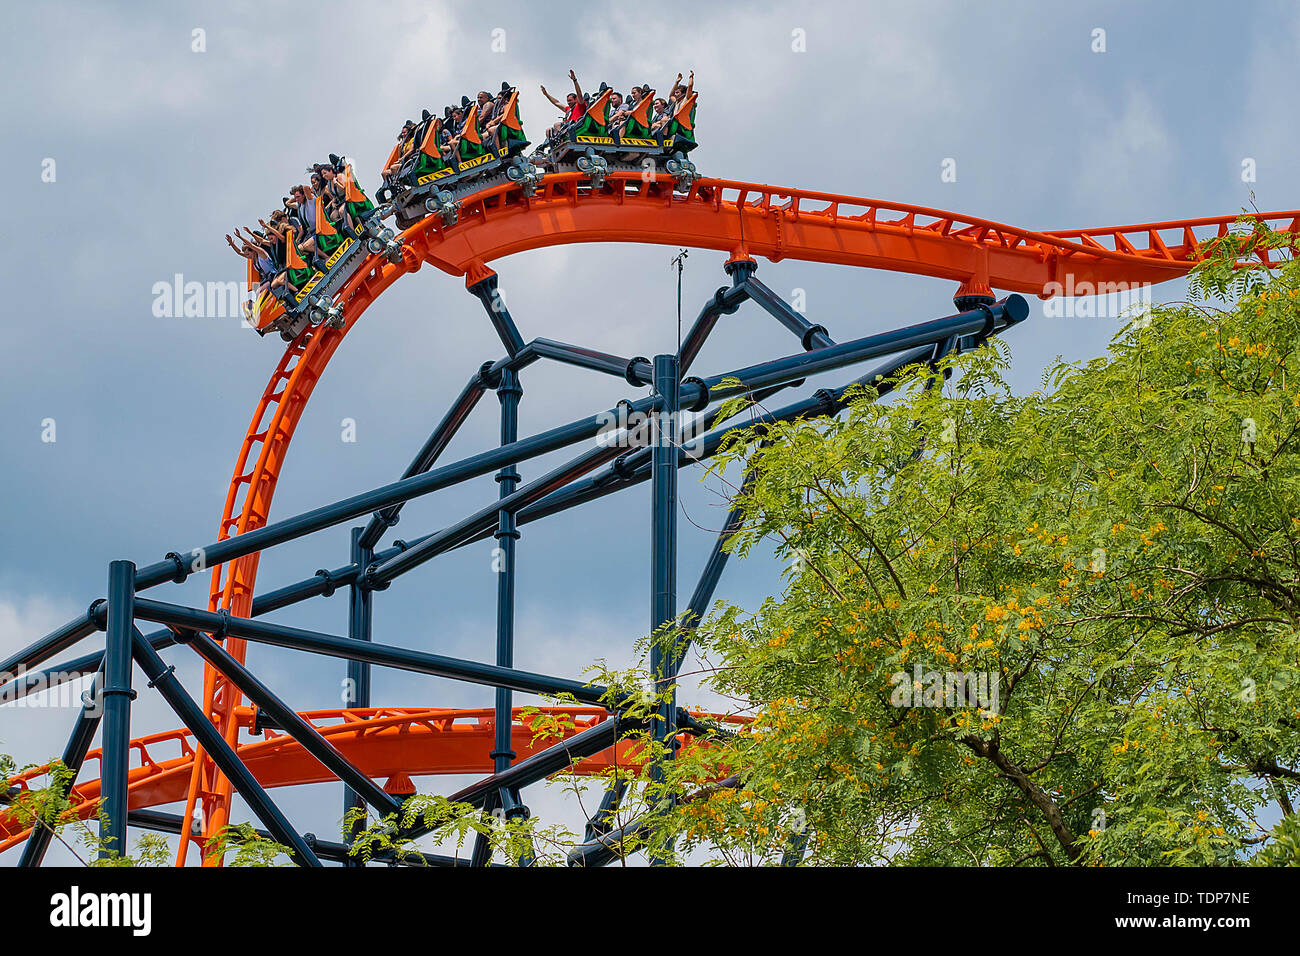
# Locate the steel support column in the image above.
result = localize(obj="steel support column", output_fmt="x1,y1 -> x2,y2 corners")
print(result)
742,274 -> 836,350
491,369 -> 522,774
468,273 -> 526,356
343,527 -> 374,863
473,368 -> 526,867
99,560 -> 136,859
649,354 -> 680,828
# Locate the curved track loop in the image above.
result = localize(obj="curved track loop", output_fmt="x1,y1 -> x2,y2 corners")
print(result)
95,171 -> 1300,863
0,707 -> 671,853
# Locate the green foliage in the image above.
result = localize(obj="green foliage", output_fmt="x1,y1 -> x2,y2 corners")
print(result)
657,223 -> 1300,866
1190,211 -> 1296,303
203,823 -> 294,867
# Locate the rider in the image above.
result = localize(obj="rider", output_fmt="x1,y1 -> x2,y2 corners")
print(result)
541,70 -> 585,138
225,230 -> 275,296
284,184 -> 324,265
611,87 -> 638,127
475,90 -> 496,128
383,119 -> 418,178
650,96 -> 672,132
335,159 -> 375,228
482,81 -> 516,146
606,90 -> 626,126
654,72 -> 694,132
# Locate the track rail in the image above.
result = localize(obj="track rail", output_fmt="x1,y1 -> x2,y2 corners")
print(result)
0,707 -> 673,853
34,169 -> 1297,864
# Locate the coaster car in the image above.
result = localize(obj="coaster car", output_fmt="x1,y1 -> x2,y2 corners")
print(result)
380,90 -> 535,230
537,90 -> 698,188
247,172 -> 401,341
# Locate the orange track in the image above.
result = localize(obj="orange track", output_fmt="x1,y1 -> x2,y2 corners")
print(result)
10,171 -> 1295,864
0,707 -> 689,854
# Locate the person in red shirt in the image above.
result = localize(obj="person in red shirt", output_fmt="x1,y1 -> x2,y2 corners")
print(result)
541,69 -> 586,138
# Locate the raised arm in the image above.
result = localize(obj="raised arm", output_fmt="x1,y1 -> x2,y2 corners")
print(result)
540,84 -> 564,111
684,70 -> 694,100
569,69 -> 583,100
260,219 -> 289,240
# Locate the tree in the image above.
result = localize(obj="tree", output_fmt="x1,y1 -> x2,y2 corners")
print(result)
651,220 -> 1300,865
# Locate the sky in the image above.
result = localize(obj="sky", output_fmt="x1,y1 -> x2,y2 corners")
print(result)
1,0 -> 1297,865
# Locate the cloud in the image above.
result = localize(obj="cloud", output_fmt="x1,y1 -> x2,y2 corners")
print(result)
0,593 -> 77,655
1070,87 -> 1174,217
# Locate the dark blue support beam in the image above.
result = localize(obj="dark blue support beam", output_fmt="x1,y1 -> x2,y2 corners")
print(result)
470,369 -> 525,868
497,786 -> 535,866
567,775 -> 741,867
447,716 -> 630,808
648,354 -> 679,867
693,295 -> 1029,407
650,354 -> 680,743
344,527 -> 375,862
130,597 -> 619,707
468,273 -> 526,356
582,777 -> 628,844
385,717 -> 639,849
99,560 -> 135,860
0,545 -> 405,705
492,370 -> 522,775
18,668 -> 104,867
469,790 -> 499,868
129,628 -> 321,867
526,339 -> 652,384
480,339 -> 652,385
741,274 -> 835,350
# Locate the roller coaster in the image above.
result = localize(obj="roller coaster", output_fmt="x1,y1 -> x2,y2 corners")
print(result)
2,84 -> 1297,867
